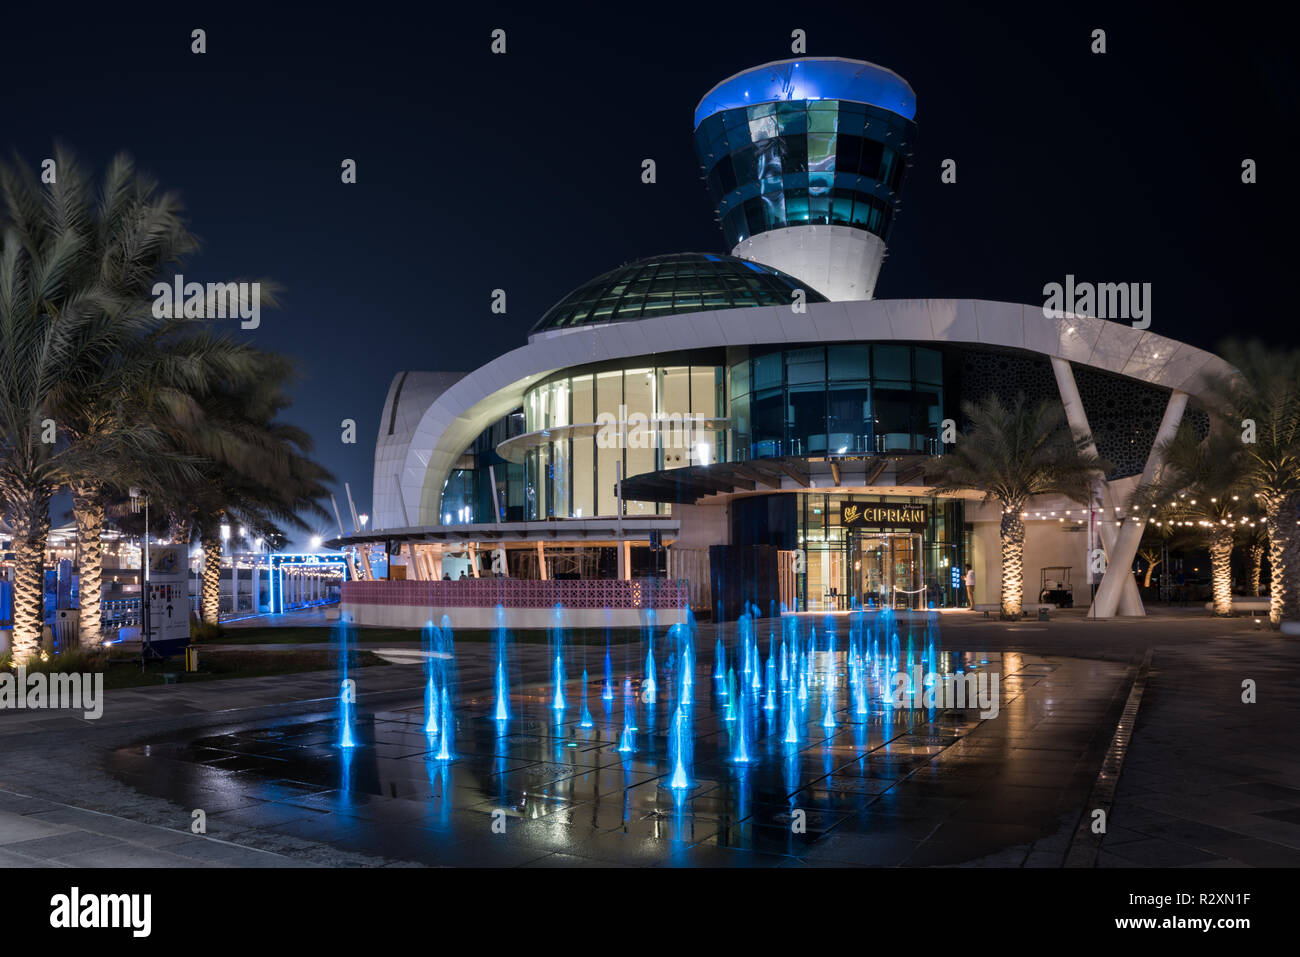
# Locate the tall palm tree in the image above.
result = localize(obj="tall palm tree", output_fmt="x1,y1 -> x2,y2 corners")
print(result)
1206,340 -> 1300,625
0,150 -> 159,661
1130,422 -> 1250,616
927,393 -> 1105,619
1,149 -> 282,655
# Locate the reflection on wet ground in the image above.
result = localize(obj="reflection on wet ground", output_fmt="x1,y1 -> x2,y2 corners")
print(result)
107,637 -> 1131,866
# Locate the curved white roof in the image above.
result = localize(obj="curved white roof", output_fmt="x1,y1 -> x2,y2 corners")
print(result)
377,299 -> 1234,529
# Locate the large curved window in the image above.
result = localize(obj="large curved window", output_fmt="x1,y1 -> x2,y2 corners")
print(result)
521,365 -> 725,519
727,344 -> 944,460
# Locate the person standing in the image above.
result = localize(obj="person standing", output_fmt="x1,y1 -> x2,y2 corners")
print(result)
964,564 -> 975,607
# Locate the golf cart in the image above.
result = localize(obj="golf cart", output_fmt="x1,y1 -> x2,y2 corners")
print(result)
1039,566 -> 1074,608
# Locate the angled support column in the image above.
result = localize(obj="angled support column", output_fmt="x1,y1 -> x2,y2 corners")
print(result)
1050,358 -> 1145,615
1091,388 -> 1189,618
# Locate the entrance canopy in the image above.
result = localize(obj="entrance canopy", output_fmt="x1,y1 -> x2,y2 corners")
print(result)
618,454 -> 939,505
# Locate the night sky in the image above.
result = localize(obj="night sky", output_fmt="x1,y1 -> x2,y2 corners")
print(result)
7,2 -> 1293,544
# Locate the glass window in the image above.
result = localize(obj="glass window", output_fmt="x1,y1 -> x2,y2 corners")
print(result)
785,347 -> 824,386
807,134 -> 836,170
572,436 -> 593,518
873,345 -> 911,384
752,388 -> 784,457
729,359 -> 750,400
752,352 -> 782,391
748,114 -> 779,141
808,104 -> 838,132
915,349 -> 943,385
828,384 -> 868,453
596,445 -> 619,516
572,374 -> 593,423
829,344 -> 869,381
550,440 -> 569,517
596,370 -> 622,420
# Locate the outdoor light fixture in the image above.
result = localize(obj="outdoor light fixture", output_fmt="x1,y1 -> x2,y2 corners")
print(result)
220,524 -> 231,540
310,535 -> 322,549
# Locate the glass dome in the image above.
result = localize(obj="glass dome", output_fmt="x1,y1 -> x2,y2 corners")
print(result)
530,252 -> 828,333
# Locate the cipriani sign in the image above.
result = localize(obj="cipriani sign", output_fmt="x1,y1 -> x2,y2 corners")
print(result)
840,502 -> 928,530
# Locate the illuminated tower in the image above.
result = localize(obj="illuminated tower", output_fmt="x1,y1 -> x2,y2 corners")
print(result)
693,57 -> 917,301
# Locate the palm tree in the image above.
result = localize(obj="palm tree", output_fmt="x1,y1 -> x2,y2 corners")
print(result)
1,149 -> 283,655
927,393 -> 1105,619
146,359 -> 333,625
0,151 -> 155,661
1137,547 -> 1163,589
1206,341 -> 1300,625
1131,422 -> 1250,616
1243,522 -> 1268,597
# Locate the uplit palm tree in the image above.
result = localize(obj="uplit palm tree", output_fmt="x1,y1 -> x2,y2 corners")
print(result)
1206,341 -> 1300,625
0,150 -> 168,660
1130,422 -> 1249,616
1243,522 -> 1268,597
927,393 -> 1105,619
1,149 -> 277,651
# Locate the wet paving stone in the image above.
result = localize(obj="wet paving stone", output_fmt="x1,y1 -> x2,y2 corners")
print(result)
97,636 -> 1143,866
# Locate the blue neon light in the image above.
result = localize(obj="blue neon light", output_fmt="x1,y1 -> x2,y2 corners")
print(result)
694,57 -> 916,130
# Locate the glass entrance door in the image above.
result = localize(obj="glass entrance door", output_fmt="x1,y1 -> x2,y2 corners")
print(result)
852,532 -> 925,609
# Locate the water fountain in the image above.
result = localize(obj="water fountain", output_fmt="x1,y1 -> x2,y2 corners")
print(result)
336,616 -> 357,748
435,686 -> 453,760
492,606 -> 510,722
579,669 -> 594,728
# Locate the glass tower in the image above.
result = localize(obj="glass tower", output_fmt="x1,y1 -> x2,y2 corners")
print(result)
693,57 -> 917,301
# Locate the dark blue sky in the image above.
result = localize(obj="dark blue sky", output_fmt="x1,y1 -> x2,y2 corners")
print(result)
7,2 -> 1293,544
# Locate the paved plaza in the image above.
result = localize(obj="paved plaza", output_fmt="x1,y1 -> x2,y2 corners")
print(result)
0,609 -> 1296,868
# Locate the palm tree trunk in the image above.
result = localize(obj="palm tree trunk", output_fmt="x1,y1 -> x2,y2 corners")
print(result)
200,534 -> 222,625
999,508 -> 1025,619
1265,493 -> 1300,626
1247,541 -> 1264,597
71,480 -> 105,644
6,482 -> 51,662
1208,527 -> 1234,616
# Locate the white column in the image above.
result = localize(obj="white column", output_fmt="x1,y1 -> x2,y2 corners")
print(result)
1091,390 -> 1189,618
1050,357 -> 1146,615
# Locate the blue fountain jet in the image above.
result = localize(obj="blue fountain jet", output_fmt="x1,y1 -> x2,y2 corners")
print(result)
435,686 -> 453,760
552,654 -> 567,711
668,705 -> 690,789
579,669 -> 594,728
337,617 -> 357,748
623,677 -> 638,731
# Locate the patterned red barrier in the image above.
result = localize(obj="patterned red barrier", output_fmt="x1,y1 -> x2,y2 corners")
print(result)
342,578 -> 689,610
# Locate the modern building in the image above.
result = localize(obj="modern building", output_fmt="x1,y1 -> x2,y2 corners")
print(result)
338,57 -> 1232,624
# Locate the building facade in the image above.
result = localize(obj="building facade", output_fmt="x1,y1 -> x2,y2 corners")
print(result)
346,57 -> 1232,621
